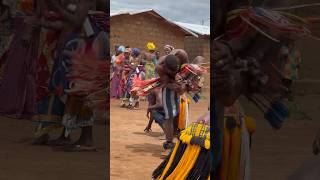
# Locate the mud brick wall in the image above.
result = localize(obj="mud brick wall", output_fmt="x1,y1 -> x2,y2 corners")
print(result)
110,13 -> 186,56
202,36 -> 210,63
185,36 -> 203,62
184,35 -> 210,63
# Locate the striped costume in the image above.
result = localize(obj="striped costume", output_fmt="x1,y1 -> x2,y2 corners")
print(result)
162,87 -> 180,120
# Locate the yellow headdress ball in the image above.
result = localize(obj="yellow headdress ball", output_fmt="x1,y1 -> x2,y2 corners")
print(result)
147,42 -> 156,51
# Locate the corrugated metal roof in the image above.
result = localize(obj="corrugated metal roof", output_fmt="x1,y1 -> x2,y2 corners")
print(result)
110,9 -> 199,37
110,9 -> 154,17
174,22 -> 210,36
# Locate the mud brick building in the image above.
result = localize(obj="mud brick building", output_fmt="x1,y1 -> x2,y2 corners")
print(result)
184,35 -> 210,63
110,9 -> 198,55
176,22 -> 210,63
110,9 -> 211,90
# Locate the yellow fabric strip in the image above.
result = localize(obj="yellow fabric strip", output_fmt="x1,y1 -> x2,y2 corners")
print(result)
219,103 -> 243,180
178,95 -> 190,130
166,144 -> 201,180
159,140 -> 181,180
177,145 -> 201,179
219,119 -> 231,180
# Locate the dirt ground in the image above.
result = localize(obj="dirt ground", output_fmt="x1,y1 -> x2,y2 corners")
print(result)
0,117 -> 108,180
110,91 -> 320,180
0,94 -> 319,180
244,94 -> 320,180
110,91 -> 210,180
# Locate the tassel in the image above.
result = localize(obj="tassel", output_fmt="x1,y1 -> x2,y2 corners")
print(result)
154,123 -> 210,179
270,100 -> 290,119
264,108 -> 284,129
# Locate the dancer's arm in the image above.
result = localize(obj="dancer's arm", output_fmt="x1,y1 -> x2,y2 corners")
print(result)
147,91 -> 163,111
147,103 -> 162,111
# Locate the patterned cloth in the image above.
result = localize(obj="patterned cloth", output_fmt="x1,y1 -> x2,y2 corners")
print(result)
33,31 -> 82,134
283,48 -> 302,81
162,87 -> 180,119
0,14 -> 40,118
62,95 -> 94,136
62,11 -> 108,132
145,61 -> 155,80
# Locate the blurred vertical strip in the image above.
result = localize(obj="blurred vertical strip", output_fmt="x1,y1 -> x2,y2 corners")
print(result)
94,0 -> 110,178
104,1 -> 110,179
210,0 -> 215,179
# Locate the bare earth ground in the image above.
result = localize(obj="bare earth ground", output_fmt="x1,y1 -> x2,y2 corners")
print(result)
0,94 -> 318,180
110,91 -> 210,180
246,94 -> 320,180
0,117 -> 108,180
111,92 -> 320,180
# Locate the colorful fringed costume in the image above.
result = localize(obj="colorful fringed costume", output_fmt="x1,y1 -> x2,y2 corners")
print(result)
215,6 -> 318,131
226,7 -> 319,41
132,64 -> 206,102
153,122 -> 211,180
33,10 -> 109,137
62,11 -> 108,134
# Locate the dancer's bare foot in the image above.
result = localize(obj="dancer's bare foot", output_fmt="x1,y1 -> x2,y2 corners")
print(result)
59,126 -> 96,152
144,125 -> 152,132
